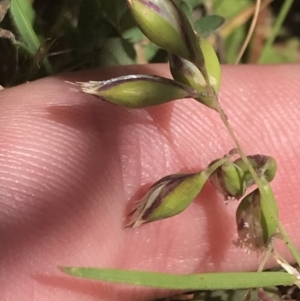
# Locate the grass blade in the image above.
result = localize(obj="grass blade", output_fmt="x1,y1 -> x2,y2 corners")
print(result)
258,0 -> 294,63
60,267 -> 296,290
10,0 -> 52,74
10,0 -> 37,52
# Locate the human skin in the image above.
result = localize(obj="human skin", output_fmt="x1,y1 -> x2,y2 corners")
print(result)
1,64 -> 300,301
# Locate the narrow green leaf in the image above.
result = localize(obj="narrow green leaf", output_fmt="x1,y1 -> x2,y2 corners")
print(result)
258,0 -> 293,63
10,0 -> 52,74
60,267 -> 295,290
225,25 -> 246,63
194,15 -> 225,37
10,0 -> 38,53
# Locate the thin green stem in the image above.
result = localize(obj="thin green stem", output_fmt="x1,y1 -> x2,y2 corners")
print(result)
277,223 -> 300,265
196,30 -> 300,266
212,99 -> 300,266
258,0 -> 294,63
198,0 -> 299,264
258,247 -> 273,272
244,239 -> 275,300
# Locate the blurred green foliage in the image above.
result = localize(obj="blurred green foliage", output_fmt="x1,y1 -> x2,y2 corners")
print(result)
0,0 -> 298,87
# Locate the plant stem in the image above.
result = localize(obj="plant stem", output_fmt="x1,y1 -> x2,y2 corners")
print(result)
277,223 -> 300,265
258,242 -> 274,272
195,6 -> 300,267
258,0 -> 294,63
213,99 -> 300,266
235,0 -> 261,64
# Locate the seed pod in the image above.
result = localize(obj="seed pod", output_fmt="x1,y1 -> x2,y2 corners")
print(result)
169,54 -> 203,91
127,172 -> 205,228
258,177 -> 279,244
235,181 -> 278,252
78,74 -> 199,108
235,189 -> 264,252
169,39 -> 221,109
233,155 -> 277,187
199,38 -> 221,93
127,157 -> 229,227
209,160 -> 246,201
169,40 -> 221,92
169,54 -> 216,109
127,0 -> 204,68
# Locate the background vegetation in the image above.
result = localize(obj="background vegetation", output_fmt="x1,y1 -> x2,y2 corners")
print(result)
0,0 -> 299,87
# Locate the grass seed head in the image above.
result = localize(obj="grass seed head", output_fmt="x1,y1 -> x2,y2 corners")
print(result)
127,0 -> 204,67
209,160 -> 247,201
77,74 -> 199,108
235,189 -> 265,253
126,172 -> 204,227
233,155 -> 277,187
